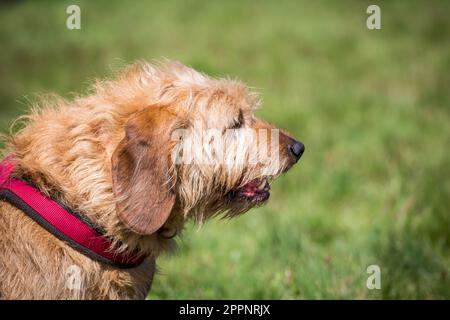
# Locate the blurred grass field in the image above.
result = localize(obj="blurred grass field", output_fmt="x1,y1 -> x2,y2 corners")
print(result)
0,0 -> 449,299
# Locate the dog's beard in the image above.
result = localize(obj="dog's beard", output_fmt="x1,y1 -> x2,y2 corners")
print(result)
172,124 -> 285,221
187,174 -> 273,222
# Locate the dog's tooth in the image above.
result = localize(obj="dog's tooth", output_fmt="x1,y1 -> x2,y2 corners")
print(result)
257,181 -> 264,190
257,179 -> 267,190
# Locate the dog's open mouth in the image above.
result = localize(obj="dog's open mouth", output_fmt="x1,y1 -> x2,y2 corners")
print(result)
230,178 -> 271,204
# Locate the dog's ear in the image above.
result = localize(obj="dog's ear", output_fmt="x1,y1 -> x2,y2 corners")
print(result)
112,107 -> 178,235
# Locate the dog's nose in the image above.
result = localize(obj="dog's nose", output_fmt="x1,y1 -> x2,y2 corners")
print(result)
289,141 -> 305,161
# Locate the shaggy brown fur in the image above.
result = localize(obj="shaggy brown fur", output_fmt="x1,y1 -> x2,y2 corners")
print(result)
0,61 -> 302,299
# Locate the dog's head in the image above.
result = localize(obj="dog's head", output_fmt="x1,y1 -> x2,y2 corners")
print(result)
111,62 -> 304,235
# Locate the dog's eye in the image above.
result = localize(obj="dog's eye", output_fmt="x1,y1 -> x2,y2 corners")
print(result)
230,111 -> 244,129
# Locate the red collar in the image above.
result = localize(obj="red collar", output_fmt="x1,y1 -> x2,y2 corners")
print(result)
0,156 -> 146,268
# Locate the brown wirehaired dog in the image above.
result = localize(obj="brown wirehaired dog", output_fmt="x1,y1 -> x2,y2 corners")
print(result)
0,61 -> 304,299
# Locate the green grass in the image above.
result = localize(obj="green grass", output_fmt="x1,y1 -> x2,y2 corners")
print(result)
0,0 -> 449,299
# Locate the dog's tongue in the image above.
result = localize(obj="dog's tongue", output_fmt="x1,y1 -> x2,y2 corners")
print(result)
241,179 -> 270,197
